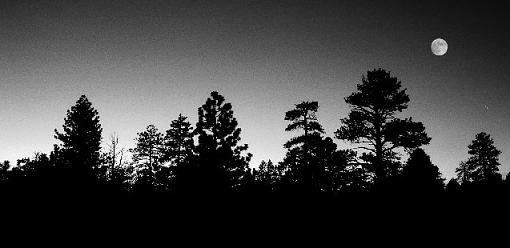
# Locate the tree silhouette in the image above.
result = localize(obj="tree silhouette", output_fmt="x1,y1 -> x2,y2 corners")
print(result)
16,153 -> 51,176
335,69 -> 431,185
130,124 -> 165,192
284,101 -> 324,143
279,101 -> 360,194
445,178 -> 461,194
191,91 -> 252,193
280,101 -> 325,192
401,148 -> 444,194
11,153 -> 56,193
321,148 -> 369,193
131,124 -> 164,170
162,114 -> 194,166
105,133 -> 126,169
5,72 -> 510,204
54,95 -> 103,185
0,160 -> 11,184
103,134 -> 130,192
456,132 -> 502,185
254,160 -> 282,192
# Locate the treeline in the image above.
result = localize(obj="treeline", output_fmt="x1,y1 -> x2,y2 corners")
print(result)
1,68 -> 509,201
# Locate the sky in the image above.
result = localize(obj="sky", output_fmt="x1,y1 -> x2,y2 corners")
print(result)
1,0 -> 510,180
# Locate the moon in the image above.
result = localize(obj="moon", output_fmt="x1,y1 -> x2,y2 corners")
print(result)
431,38 -> 448,56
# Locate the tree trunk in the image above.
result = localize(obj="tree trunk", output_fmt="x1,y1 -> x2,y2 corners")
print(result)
373,113 -> 385,184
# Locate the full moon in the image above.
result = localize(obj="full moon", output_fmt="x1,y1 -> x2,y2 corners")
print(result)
431,38 -> 448,56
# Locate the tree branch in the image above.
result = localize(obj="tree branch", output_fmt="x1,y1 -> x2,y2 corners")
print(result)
353,146 -> 376,152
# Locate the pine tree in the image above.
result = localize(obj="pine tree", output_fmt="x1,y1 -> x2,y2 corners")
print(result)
162,113 -> 194,166
0,161 -> 11,183
401,148 -> 444,194
445,178 -> 461,194
130,124 -> 164,192
321,148 -> 369,193
255,160 -> 281,192
280,101 -> 349,193
280,101 -> 323,190
284,101 -> 324,149
54,95 -> 103,179
193,91 -> 252,192
456,132 -> 502,185
335,69 -> 431,184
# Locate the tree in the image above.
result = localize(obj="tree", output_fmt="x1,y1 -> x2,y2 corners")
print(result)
10,153 -> 57,192
16,153 -> 51,177
284,101 -> 324,147
321,149 -> 370,193
192,91 -> 252,193
106,133 -> 126,169
445,178 -> 461,194
456,161 -> 470,185
162,114 -> 194,166
0,161 -> 11,183
335,69 -> 431,185
279,101 -> 361,193
456,132 -> 502,185
131,124 -> 164,171
254,160 -> 282,192
130,124 -> 165,192
401,148 -> 444,194
280,101 -> 326,192
159,114 -> 195,194
54,95 -> 103,181
103,133 -> 130,191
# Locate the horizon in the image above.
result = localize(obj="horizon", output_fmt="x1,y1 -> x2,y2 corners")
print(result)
1,0 -> 510,180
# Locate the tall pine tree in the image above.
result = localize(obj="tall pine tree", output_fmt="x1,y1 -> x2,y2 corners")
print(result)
456,132 -> 502,185
280,101 -> 323,190
192,91 -> 252,193
401,148 -> 444,194
162,114 -> 194,166
336,69 -> 431,185
280,101 -> 349,193
255,160 -> 282,192
54,95 -> 103,182
130,124 -> 165,192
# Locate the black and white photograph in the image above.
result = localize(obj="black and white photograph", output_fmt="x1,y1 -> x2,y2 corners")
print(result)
1,0 -> 509,233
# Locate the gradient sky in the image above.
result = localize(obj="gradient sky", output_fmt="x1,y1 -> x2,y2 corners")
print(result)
1,0 -> 510,180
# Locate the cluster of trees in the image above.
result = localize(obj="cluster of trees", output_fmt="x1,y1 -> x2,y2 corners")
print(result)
1,68 -> 509,199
